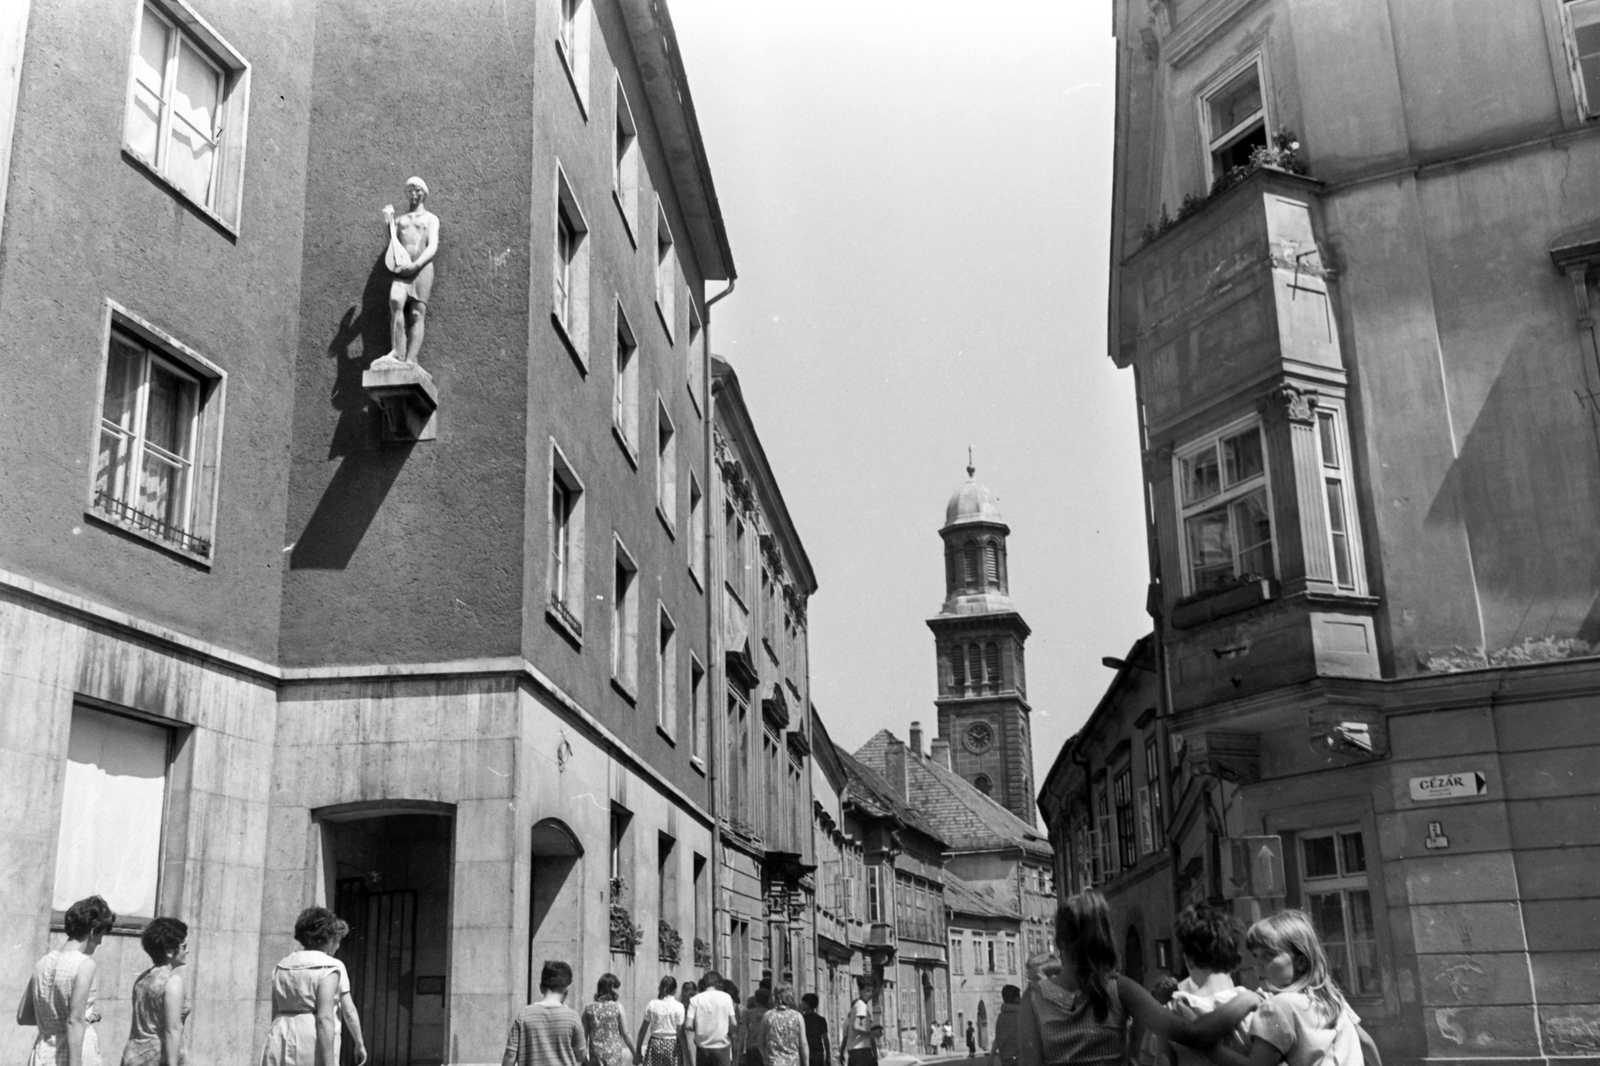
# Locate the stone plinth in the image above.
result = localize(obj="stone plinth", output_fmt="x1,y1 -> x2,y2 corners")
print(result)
362,359 -> 438,441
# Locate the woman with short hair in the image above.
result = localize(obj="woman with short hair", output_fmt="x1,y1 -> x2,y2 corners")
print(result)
17,895 -> 116,1066
258,907 -> 368,1066
120,917 -> 190,1066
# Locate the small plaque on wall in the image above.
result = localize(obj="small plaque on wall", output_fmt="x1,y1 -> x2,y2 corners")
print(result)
416,976 -> 446,996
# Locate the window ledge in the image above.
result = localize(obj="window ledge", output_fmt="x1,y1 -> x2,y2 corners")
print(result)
687,378 -> 703,418
1171,577 -> 1274,629
656,300 -> 675,344
122,147 -> 238,240
657,504 -> 677,539
690,756 -> 707,777
688,566 -> 704,594
556,41 -> 588,120
656,723 -> 677,746
611,676 -> 637,705
614,189 -> 638,248
551,312 -> 588,374
612,424 -> 639,469
546,598 -> 584,648
86,506 -> 213,569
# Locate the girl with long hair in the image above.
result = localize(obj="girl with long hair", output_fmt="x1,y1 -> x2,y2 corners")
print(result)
1018,891 -> 1260,1066
1206,910 -> 1373,1066
584,973 -> 637,1066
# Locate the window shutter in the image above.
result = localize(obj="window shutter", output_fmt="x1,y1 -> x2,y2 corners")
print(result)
984,542 -> 999,585
985,643 -> 1001,687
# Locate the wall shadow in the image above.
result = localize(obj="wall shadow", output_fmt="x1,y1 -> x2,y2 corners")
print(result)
290,254 -> 410,571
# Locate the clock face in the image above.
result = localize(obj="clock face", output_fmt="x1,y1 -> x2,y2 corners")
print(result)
965,721 -> 994,754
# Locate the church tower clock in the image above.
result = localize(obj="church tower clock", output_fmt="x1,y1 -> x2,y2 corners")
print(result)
927,462 -> 1037,825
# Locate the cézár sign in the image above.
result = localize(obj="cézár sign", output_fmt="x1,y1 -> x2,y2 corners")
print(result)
1408,771 -> 1488,801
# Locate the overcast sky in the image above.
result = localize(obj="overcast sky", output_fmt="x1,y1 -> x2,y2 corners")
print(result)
669,1 -> 1149,788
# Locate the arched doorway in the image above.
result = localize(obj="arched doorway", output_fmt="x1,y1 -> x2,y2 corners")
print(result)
529,818 -> 585,1002
1124,925 -> 1145,987
977,999 -> 988,1050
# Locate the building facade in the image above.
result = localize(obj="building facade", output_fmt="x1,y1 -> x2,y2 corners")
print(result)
0,1 -> 736,1063
708,355 -> 819,999
1092,1 -> 1600,1062
809,709 -> 867,1034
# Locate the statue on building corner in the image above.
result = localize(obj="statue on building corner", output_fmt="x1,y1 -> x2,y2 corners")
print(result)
371,176 -> 440,368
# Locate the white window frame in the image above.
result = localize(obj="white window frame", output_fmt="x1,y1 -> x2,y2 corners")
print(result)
89,301 -> 226,564
657,602 -> 678,738
613,302 -> 639,462
1173,415 -> 1277,595
123,0 -> 251,232
547,440 -> 587,642
1562,0 -> 1600,119
1298,827 -> 1379,997
657,398 -> 677,534
555,0 -> 590,117
1313,402 -> 1367,594
1198,53 -> 1269,187
655,198 -> 677,341
613,76 -> 639,242
612,536 -> 639,699
687,302 -> 705,413
553,166 -> 590,366
688,473 -> 705,589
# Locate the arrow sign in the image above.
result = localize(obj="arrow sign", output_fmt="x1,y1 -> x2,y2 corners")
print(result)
1409,770 -> 1489,802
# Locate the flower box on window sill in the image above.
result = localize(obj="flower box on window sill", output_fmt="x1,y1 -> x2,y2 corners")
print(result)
659,920 -> 683,964
694,937 -> 712,970
1171,577 -> 1274,630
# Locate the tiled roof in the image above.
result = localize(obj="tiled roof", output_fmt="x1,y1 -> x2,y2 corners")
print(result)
855,730 -> 1052,858
944,872 -> 1020,920
834,743 -> 947,847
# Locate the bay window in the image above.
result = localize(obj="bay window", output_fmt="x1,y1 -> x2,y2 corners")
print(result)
1176,420 -> 1274,593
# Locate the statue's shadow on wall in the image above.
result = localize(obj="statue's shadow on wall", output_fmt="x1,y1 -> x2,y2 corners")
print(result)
289,256 -> 414,570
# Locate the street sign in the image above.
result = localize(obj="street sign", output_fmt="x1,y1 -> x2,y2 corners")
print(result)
1408,771 -> 1488,801
1221,835 -> 1285,899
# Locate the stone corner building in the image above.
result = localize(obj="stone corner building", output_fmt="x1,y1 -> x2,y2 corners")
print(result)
0,1 -> 773,1064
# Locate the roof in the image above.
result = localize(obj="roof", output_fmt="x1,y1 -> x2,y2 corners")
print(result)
1038,633 -> 1155,815
944,465 -> 1006,529
834,744 -> 947,847
943,872 -> 1020,921
854,730 -> 1052,859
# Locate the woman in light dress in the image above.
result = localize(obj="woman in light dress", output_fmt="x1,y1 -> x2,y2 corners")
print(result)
635,976 -> 686,1066
120,917 -> 190,1066
16,895 -> 116,1066
761,986 -> 804,1066
258,907 -> 367,1066
583,973 -> 637,1066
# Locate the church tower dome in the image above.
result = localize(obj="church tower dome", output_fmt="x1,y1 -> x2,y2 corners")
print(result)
927,459 -> 1037,825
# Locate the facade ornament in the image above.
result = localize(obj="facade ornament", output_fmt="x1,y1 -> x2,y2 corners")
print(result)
372,177 -> 440,369
1257,383 -> 1319,425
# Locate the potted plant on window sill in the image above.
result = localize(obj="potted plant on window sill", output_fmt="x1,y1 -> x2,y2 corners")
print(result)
610,904 -> 642,954
659,920 -> 683,964
694,937 -> 712,969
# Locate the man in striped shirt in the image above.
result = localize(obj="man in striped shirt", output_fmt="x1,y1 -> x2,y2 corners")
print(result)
503,960 -> 588,1066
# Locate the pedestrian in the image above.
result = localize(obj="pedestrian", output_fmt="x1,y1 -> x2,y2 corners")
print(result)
503,960 -> 587,1066
929,1021 -> 941,1056
1157,905 -> 1249,1066
1023,953 -> 1061,988
686,971 -> 737,1066
799,993 -> 828,1066
676,981 -> 699,1066
966,1022 -> 976,1058
988,986 -> 1021,1066
259,906 -> 368,1066
1016,890 -> 1259,1066
836,978 -> 875,1066
17,894 -> 115,1066
942,1021 -> 954,1052
638,976 -> 686,1066
120,917 -> 190,1066
737,987 -> 770,1066
762,985 -> 804,1066
584,973 -> 637,1066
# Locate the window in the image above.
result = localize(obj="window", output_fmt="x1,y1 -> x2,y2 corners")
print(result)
1300,830 -> 1377,996
690,655 -> 707,763
1176,420 -> 1274,593
1565,1 -> 1600,118
1113,768 -> 1136,869
984,642 -> 1001,690
1137,786 -> 1155,856
613,304 -> 638,458
951,934 -> 963,974
1006,936 -> 1018,974
1201,57 -> 1267,184
867,865 -> 882,923
984,541 -> 1000,586
124,1 -> 249,228
553,168 -> 590,362
1096,786 -> 1115,877
986,939 -> 997,973
1315,408 -> 1361,591
92,311 -> 223,561
609,804 -> 632,901
950,647 -> 966,693
612,538 -> 639,697
547,442 -> 586,639
688,475 -> 705,586
658,604 -> 677,736
657,400 -> 677,530
964,543 -> 979,586
658,834 -> 678,929
54,706 -> 172,918
725,504 -> 749,603
688,304 -> 705,412
1144,737 -> 1164,849
555,0 -> 589,114
973,773 -> 993,795
613,78 -> 639,237
655,199 -> 676,339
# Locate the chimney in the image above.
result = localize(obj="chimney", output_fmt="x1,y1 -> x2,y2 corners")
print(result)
884,736 -> 908,800
909,721 -> 923,759
930,737 -> 952,771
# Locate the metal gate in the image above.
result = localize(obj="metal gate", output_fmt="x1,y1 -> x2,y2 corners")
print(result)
335,879 -> 417,1066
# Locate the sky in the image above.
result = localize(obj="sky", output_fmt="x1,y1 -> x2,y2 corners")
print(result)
668,1 -> 1150,787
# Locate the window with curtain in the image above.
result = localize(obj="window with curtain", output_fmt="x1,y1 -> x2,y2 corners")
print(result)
1177,420 -> 1274,593
1300,829 -> 1378,996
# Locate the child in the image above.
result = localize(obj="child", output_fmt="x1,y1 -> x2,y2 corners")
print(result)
1162,904 -> 1252,1066
1018,891 -> 1259,1066
1205,910 -> 1371,1066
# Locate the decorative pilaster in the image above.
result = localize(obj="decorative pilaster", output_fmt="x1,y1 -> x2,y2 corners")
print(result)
1257,383 -> 1333,593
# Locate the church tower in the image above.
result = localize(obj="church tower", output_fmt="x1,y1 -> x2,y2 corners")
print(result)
927,462 -> 1037,826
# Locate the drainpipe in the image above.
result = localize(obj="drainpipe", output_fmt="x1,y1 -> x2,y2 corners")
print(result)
704,278 -> 735,968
